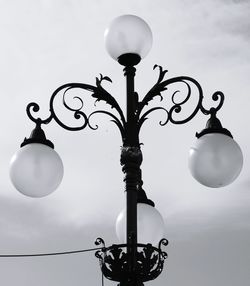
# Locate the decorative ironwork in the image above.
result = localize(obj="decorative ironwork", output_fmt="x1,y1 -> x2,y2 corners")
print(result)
137,65 -> 225,133
20,120 -> 54,148
95,238 -> 168,285
25,75 -> 126,140
196,107 -> 233,138
25,64 -> 225,146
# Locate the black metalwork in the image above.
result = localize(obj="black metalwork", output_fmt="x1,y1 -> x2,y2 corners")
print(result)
95,238 -> 168,286
24,64 -> 227,146
118,53 -> 141,66
22,51 -> 230,286
21,119 -> 54,148
196,107 -> 233,138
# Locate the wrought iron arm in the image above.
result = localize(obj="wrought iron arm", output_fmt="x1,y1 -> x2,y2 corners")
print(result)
137,65 -> 225,132
25,74 -> 126,140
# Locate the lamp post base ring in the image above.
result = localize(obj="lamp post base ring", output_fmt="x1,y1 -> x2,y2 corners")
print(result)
95,239 -> 168,284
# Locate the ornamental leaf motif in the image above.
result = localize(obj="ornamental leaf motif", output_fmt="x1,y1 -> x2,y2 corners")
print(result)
138,65 -> 168,114
92,74 -> 125,125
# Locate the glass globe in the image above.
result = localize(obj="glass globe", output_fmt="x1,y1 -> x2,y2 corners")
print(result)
189,133 -> 243,188
10,143 -> 64,197
104,15 -> 153,60
116,203 -> 165,246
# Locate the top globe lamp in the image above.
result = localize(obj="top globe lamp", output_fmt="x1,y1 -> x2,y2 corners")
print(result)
104,14 -> 153,62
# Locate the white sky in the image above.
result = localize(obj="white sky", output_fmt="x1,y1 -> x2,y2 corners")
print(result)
0,0 -> 249,285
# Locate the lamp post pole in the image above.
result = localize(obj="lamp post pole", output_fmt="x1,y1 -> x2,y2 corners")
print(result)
120,54 -> 141,284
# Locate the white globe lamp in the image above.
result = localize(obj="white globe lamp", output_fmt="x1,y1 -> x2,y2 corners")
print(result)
104,15 -> 153,62
189,114 -> 243,188
116,203 -> 165,246
9,124 -> 64,197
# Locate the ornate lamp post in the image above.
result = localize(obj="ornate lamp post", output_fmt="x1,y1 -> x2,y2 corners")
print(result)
9,15 -> 243,286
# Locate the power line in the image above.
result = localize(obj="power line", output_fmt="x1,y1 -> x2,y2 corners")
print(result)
0,246 -> 103,258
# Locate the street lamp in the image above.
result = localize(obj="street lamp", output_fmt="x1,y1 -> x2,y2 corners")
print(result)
9,14 -> 243,286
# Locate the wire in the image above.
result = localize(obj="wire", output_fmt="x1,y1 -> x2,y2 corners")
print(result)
102,270 -> 104,286
0,245 -> 106,286
0,246 -> 103,258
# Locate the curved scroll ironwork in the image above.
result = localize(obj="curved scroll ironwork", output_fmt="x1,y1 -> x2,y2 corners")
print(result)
88,110 -> 125,138
26,102 -> 53,125
137,65 -> 225,133
26,66 -> 225,145
138,107 -> 170,131
199,91 -> 225,115
95,237 -> 106,247
94,239 -> 168,284
25,74 -> 126,139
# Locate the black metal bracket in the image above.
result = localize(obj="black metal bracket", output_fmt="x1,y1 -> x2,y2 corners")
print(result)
21,120 -> 54,148
24,64 -> 227,146
95,237 -> 168,285
196,108 -> 232,138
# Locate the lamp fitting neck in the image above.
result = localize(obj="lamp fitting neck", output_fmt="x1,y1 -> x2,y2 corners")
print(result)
21,121 -> 54,148
118,53 -> 141,67
196,110 -> 233,138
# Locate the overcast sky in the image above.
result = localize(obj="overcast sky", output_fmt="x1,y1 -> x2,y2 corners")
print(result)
0,0 -> 249,285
